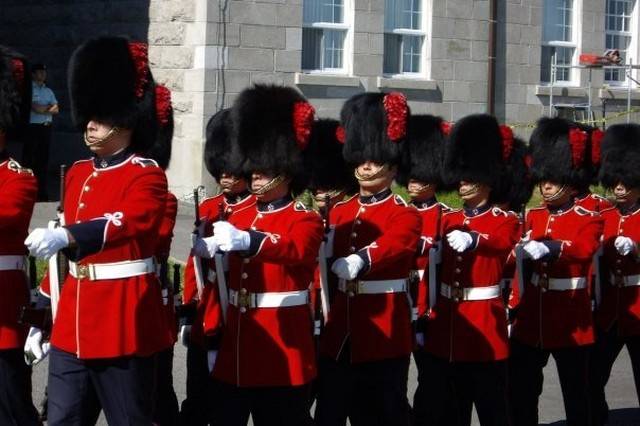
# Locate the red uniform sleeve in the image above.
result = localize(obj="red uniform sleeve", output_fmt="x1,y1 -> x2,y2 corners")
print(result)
558,215 -> 603,261
471,214 -> 520,256
156,192 -> 178,260
0,172 -> 37,231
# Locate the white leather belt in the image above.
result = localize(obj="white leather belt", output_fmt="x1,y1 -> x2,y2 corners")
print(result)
0,255 -> 25,271
228,288 -> 309,309
69,258 -> 156,281
440,283 -> 501,301
610,273 -> 640,288
338,278 -> 408,295
531,273 -> 587,291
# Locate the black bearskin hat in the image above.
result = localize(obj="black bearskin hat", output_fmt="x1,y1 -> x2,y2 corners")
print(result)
230,84 -> 315,195
529,117 -> 592,189
0,46 -> 31,138
599,123 -> 640,190
397,114 -> 447,187
307,119 -> 358,195
443,114 -> 504,188
491,131 -> 533,211
340,91 -> 409,166
142,84 -> 173,170
204,108 -> 245,182
68,36 -> 157,153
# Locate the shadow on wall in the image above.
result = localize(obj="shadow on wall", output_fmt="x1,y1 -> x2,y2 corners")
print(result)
1,0 -> 151,201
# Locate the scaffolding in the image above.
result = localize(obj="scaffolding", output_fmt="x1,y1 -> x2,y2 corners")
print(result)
548,53 -> 640,125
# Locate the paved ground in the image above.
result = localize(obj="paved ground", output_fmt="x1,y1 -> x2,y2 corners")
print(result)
29,202 -> 640,425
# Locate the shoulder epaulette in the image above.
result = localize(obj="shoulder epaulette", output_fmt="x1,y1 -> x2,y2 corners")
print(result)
7,159 -> 33,175
439,202 -> 451,212
393,194 -> 408,206
575,206 -> 597,216
294,201 -> 313,212
132,157 -> 159,168
443,208 -> 461,216
491,207 -> 509,217
334,194 -> 357,208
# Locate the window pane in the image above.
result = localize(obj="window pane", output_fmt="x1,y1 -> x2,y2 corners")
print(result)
384,34 -> 401,74
385,0 -> 421,30
321,0 -> 343,23
540,45 -> 574,82
402,35 -> 422,73
304,0 -> 343,23
605,0 -> 636,82
323,30 -> 344,69
543,0 -> 574,42
302,28 -> 322,70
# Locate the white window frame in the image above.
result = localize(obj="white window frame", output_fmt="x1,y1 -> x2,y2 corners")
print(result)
382,0 -> 432,79
604,0 -> 639,86
301,0 -> 354,75
541,0 -> 581,86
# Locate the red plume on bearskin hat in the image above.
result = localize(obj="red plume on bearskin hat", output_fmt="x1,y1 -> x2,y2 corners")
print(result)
0,45 -> 31,139
397,114 -> 447,188
599,123 -> 640,190
443,114 -> 504,188
529,117 -> 593,189
68,36 -> 158,154
340,92 -> 409,166
307,118 -> 358,195
230,84 -> 315,195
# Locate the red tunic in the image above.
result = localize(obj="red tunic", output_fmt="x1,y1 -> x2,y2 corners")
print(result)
596,206 -> 640,337
511,204 -> 603,349
320,193 -> 422,363
423,206 -> 519,362
182,192 -> 256,347
40,155 -> 174,359
575,192 -> 613,213
0,159 -> 37,349
212,199 -> 323,387
158,192 -> 178,340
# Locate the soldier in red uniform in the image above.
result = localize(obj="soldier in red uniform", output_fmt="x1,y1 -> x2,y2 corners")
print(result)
195,85 -> 322,425
0,46 -> 40,426
315,92 -> 421,426
419,114 -> 519,426
23,36 -> 174,425
510,117 -> 603,426
181,107 -> 255,426
591,124 -> 640,425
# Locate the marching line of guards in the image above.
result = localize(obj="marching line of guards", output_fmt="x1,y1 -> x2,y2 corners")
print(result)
1,36 -> 640,426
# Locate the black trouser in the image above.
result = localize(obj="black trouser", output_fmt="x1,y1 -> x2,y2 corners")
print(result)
153,347 -> 179,426
210,379 -> 312,426
314,347 -> 410,426
0,348 -> 40,426
47,346 -> 156,426
180,344 -> 212,426
23,123 -> 52,201
590,325 -> 640,425
412,350 -> 509,426
509,338 -> 592,426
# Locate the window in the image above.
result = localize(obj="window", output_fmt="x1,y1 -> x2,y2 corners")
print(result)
605,0 -> 636,83
302,0 -> 350,72
540,0 -> 577,83
383,0 -> 427,75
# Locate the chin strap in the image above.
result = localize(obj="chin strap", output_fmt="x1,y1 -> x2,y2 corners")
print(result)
251,175 -> 286,196
354,164 -> 389,182
540,184 -> 568,202
84,127 -> 120,148
458,183 -> 480,197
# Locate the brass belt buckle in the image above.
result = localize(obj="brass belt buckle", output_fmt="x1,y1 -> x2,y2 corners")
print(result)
238,291 -> 251,309
614,275 -> 625,288
345,280 -> 358,297
77,265 -> 89,280
451,286 -> 464,302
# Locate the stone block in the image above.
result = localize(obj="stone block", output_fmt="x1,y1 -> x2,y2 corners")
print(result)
148,22 -> 186,45
228,47 -> 274,71
471,41 -> 489,62
432,39 -> 471,60
505,83 -> 526,104
241,25 -> 285,49
286,27 -> 303,50
454,61 -> 488,81
183,68 -> 219,92
353,54 -> 383,76
443,80 -> 472,102
160,46 -> 194,69
430,60 -> 454,80
447,0 -> 473,19
354,11 -> 384,33
230,2 -> 277,26
276,4 -> 303,26
354,33 -> 370,54
205,23 -> 241,47
507,4 -> 529,25
275,49 -> 301,72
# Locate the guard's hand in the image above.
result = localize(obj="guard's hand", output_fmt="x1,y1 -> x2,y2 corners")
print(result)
446,230 -> 474,253
24,327 -> 50,365
615,236 -> 635,256
193,236 -> 218,259
331,254 -> 365,280
179,325 -> 192,348
212,221 -> 250,252
207,350 -> 218,373
25,228 -> 69,259
522,240 -> 550,260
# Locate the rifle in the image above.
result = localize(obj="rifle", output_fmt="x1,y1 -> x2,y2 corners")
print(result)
49,165 -> 67,321
173,263 -> 182,308
214,202 -> 229,322
427,204 -> 444,312
316,194 -> 332,343
190,186 -> 206,300
592,203 -> 605,309
515,203 -> 529,302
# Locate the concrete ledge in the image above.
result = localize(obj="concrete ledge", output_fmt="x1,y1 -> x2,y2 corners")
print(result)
377,76 -> 438,91
294,72 -> 360,87
599,87 -> 640,101
535,85 -> 587,98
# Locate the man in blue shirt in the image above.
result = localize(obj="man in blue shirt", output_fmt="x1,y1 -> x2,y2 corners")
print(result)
24,63 -> 58,201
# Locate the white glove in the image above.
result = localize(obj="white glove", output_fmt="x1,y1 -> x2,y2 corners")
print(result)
25,227 -> 69,259
615,236 -> 635,256
212,221 -> 251,252
522,240 -> 550,260
446,230 -> 474,253
24,327 -> 50,365
415,332 -> 425,347
207,350 -> 218,373
331,254 -> 366,280
193,236 -> 218,259
179,325 -> 191,348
